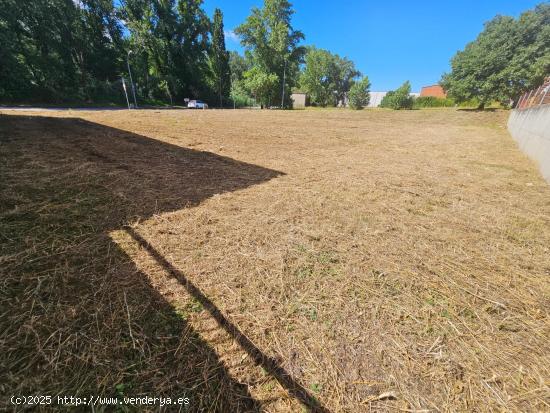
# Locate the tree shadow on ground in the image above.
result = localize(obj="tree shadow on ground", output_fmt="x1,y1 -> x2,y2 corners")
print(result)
0,114 -> 327,411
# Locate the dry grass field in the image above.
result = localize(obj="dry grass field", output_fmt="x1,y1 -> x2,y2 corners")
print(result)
1,108 -> 549,412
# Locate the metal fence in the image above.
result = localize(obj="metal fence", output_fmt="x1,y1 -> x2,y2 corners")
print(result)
515,76 -> 550,109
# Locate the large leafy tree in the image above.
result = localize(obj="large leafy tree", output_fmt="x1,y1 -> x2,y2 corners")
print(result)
235,0 -> 305,108
0,0 -> 80,101
0,0 -> 125,102
121,0 -> 211,102
228,51 -> 251,100
209,8 -> 231,107
331,55 -> 361,106
78,0 -> 124,80
504,4 -> 550,101
177,0 -> 210,98
442,3 -> 550,108
0,0 -> 36,100
76,0 -> 125,100
243,66 -> 279,106
298,47 -> 335,106
229,51 -> 249,83
121,0 -> 169,101
299,46 -> 360,107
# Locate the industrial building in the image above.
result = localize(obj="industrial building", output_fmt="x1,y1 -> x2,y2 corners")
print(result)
420,84 -> 447,98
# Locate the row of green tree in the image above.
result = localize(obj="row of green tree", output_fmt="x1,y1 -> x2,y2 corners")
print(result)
0,0 -> 371,108
298,2 -> 550,110
2,1 -> 546,109
376,3 -> 549,111
0,0 -> 232,106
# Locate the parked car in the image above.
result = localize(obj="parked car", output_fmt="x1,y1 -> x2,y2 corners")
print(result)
188,100 -> 208,109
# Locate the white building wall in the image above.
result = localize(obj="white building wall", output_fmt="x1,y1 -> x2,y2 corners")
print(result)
291,93 -> 307,109
368,92 -> 387,107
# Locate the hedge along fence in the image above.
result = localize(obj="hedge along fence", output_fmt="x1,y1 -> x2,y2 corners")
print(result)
413,96 -> 455,108
413,96 -> 505,109
516,77 -> 550,109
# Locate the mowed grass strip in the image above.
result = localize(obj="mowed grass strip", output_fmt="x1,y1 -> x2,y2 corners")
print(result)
1,108 -> 549,412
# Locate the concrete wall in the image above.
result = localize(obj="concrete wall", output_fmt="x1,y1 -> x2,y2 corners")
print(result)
508,105 -> 550,183
368,92 -> 387,107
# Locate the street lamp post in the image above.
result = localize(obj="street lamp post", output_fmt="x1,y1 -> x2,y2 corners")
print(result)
127,50 -> 138,109
121,77 -> 130,110
281,56 -> 287,109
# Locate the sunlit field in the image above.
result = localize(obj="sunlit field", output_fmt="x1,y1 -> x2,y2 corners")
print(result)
1,108 -> 549,412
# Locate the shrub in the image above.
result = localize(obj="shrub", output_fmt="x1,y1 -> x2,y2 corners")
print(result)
379,91 -> 395,108
380,81 -> 414,109
230,93 -> 254,108
413,96 -> 455,108
348,76 -> 371,110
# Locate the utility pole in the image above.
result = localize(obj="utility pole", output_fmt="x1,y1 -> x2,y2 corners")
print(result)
229,70 -> 235,109
281,56 -> 287,109
219,78 -> 223,108
127,50 -> 138,109
121,77 -> 130,110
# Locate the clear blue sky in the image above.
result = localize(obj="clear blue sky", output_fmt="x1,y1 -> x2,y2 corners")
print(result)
203,0 -> 544,92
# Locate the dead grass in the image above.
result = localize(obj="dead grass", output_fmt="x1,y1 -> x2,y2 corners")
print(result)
1,108 -> 549,412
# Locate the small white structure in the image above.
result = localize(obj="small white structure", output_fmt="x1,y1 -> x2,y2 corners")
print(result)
291,93 -> 307,109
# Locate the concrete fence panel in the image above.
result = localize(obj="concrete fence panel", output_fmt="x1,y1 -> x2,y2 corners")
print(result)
508,105 -> 550,183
